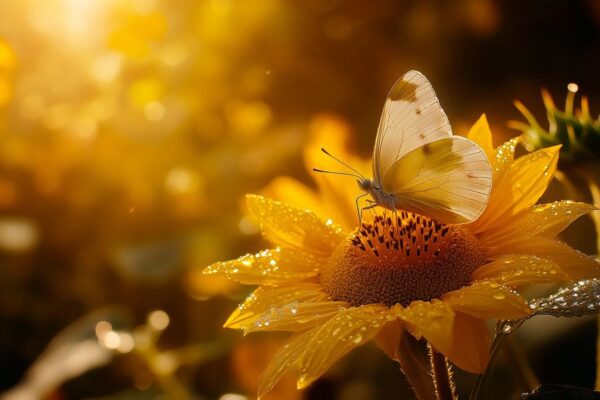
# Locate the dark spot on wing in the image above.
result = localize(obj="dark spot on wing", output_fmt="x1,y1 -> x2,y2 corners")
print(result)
419,133 -> 426,139
388,79 -> 418,102
416,108 -> 422,115
422,144 -> 431,154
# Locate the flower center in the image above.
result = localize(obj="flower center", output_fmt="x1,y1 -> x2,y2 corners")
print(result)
320,211 -> 487,307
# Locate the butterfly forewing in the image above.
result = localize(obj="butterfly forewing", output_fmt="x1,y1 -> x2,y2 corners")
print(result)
373,70 -> 452,184
382,137 -> 493,223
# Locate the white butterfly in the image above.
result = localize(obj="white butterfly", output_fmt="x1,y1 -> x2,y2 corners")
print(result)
317,70 -> 493,224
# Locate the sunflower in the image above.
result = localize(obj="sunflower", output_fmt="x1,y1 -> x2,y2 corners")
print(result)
203,115 -> 599,398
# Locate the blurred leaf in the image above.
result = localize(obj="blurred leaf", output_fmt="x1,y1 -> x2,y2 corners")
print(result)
1,308 -> 132,400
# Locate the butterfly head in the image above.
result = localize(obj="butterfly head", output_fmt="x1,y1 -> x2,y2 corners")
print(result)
358,179 -> 394,209
357,178 -> 373,192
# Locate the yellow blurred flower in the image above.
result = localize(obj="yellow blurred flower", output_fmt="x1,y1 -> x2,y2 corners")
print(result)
108,11 -> 167,59
0,38 -> 15,107
0,38 -> 16,71
203,115 -> 599,397
264,114 -> 370,232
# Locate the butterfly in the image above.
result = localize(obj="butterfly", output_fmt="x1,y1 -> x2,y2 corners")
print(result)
316,70 -> 493,224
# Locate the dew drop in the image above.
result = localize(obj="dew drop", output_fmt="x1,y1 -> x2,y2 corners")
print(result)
492,292 -> 506,300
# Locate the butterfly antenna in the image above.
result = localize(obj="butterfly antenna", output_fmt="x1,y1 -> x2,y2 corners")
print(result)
312,168 -> 362,179
320,148 -> 366,179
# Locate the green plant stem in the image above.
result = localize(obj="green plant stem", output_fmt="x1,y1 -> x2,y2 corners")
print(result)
429,344 -> 456,400
470,331 -> 505,400
554,164 -> 600,390
586,173 -> 600,390
505,336 -> 539,392
471,321 -> 537,400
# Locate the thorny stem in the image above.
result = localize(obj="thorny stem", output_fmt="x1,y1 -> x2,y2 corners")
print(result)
393,331 -> 436,400
429,344 -> 456,400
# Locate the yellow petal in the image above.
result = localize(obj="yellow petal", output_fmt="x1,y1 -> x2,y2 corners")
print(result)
313,174 -> 364,231
442,281 -> 531,320
514,201 -> 595,238
448,312 -> 490,374
472,255 -> 569,287
398,300 -> 455,358
398,301 -> 492,374
491,137 -> 519,176
203,247 -> 321,285
186,270 -> 242,298
224,283 -> 337,332
496,238 -> 600,280
258,330 -> 313,399
480,201 -> 596,248
245,301 -> 348,335
262,176 -> 325,218
468,138 -> 519,233
467,114 -> 495,161
485,146 -> 561,221
247,195 -> 346,256
297,304 -> 392,389
244,301 -> 350,334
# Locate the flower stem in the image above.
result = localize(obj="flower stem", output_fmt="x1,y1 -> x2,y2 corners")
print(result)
429,344 -> 457,400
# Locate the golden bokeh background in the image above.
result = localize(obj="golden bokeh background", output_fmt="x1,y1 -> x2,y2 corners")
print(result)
0,0 -> 598,399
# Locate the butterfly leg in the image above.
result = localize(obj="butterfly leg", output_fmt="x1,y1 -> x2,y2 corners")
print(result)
362,199 -> 376,222
355,192 -> 369,225
359,203 -> 378,225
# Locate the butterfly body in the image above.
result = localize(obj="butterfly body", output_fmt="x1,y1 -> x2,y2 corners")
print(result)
358,178 -> 396,210
357,71 -> 493,224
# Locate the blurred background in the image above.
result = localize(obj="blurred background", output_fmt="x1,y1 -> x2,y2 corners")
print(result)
0,0 -> 598,399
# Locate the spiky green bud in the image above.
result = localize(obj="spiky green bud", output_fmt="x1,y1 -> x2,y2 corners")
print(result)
510,84 -> 600,162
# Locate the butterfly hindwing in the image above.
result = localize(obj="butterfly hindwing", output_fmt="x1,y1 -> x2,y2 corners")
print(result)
373,70 -> 452,184
381,137 -> 493,224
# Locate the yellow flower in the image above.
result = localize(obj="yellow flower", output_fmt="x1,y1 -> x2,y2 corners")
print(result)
204,115 -> 599,397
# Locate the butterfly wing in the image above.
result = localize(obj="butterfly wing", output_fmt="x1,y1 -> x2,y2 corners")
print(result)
382,136 -> 492,224
373,70 -> 452,184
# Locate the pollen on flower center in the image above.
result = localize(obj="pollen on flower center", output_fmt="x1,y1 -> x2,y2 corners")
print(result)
320,211 -> 487,307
